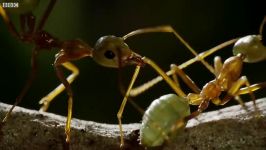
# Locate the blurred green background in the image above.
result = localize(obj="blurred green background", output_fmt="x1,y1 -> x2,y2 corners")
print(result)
0,0 -> 265,124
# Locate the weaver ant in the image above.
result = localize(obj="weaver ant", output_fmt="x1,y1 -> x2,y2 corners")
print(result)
138,16 -> 266,147
92,16 -> 266,147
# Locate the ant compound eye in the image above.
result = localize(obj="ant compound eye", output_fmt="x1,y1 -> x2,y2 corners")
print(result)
104,50 -> 116,59
93,35 -> 132,68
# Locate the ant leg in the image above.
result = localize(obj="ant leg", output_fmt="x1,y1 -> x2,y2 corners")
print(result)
123,26 -> 215,74
259,16 -> 266,45
170,64 -> 201,93
169,98 -> 209,133
171,66 -> 181,88
214,56 -> 223,77
53,62 -> 75,143
1,49 -> 38,123
217,76 -> 258,113
179,38 -> 238,68
142,57 -> 186,97
129,58 -> 187,97
129,38 -> 238,97
170,64 -> 207,108
184,99 -> 210,121
237,82 -> 266,95
170,98 -> 209,133
37,0 -> 57,31
181,55 -> 226,120
0,5 -> 36,38
237,82 -> 266,116
118,69 -> 144,115
19,14 -> 26,33
19,13 -> 36,34
21,12 -> 36,34
0,6 -> 20,38
117,66 -> 141,147
259,16 -> 266,36
233,96 -> 249,111
127,100 -> 144,115
39,62 -> 79,112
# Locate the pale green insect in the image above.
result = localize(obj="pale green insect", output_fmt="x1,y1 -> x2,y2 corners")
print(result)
140,94 -> 190,147
233,35 -> 266,63
233,16 -> 266,63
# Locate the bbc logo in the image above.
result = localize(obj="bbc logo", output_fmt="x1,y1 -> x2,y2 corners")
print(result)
1,2 -> 19,8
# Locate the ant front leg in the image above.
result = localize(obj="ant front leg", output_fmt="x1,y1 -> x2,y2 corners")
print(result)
117,57 -> 186,146
118,69 -> 144,115
123,25 -> 215,74
21,0 -> 56,33
36,0 -> 57,31
259,16 -> 266,37
184,99 -> 210,121
129,38 -> 239,97
117,65 -> 141,147
170,64 -> 201,94
20,12 -> 36,34
39,62 -> 79,112
1,49 -> 38,123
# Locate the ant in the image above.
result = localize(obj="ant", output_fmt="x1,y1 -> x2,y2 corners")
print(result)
2,0 -> 265,148
182,16 -> 266,122
0,0 -> 92,143
137,17 -> 266,147
0,0 -> 219,146
92,17 -> 266,148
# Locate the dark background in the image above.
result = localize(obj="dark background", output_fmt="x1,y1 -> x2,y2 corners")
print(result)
0,0 -> 265,124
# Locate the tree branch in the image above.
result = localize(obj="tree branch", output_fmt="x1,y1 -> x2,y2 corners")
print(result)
0,98 -> 266,150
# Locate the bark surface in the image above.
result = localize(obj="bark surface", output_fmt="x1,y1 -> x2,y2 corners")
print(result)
0,98 -> 265,150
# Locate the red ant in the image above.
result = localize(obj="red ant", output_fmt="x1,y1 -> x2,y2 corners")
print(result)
0,0 -> 92,143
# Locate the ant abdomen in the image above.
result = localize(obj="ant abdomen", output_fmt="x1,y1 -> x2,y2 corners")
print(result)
140,94 -> 190,147
233,35 -> 266,63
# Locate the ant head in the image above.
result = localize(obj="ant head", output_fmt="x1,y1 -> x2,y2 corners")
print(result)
4,0 -> 40,14
93,35 -> 144,68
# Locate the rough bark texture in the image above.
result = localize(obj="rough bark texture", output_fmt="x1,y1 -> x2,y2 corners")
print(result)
0,98 -> 265,150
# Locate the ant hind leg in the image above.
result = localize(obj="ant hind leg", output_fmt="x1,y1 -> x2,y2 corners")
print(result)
1,49 -> 38,123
